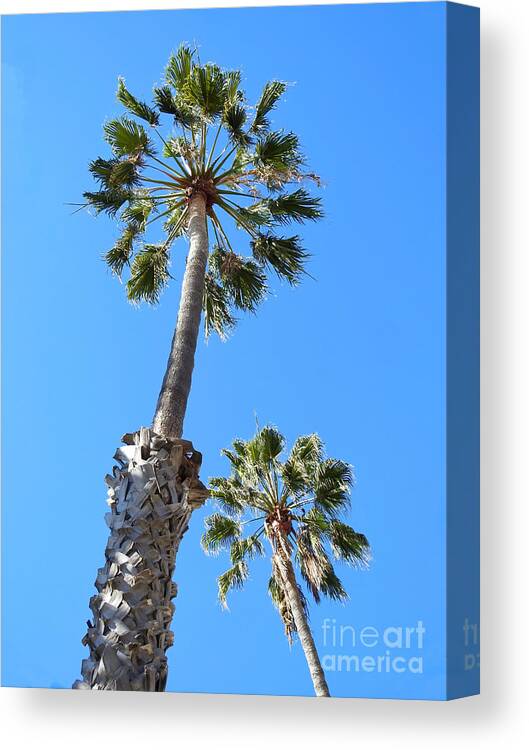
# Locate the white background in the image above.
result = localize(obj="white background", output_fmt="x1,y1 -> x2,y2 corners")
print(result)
1,0 -> 527,747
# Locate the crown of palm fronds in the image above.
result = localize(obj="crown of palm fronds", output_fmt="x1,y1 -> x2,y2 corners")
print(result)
203,426 -> 370,641
81,44 -> 323,337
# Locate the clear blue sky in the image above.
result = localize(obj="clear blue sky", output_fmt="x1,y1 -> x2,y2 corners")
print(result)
2,2 -> 448,698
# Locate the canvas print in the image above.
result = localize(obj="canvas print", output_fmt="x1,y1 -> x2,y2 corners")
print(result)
1,1 -> 480,699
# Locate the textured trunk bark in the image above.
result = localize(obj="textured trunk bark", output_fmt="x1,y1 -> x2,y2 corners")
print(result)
152,192 -> 209,440
274,539 -> 330,697
74,428 -> 208,690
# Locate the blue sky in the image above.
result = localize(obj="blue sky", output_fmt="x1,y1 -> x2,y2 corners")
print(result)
2,2 -> 448,698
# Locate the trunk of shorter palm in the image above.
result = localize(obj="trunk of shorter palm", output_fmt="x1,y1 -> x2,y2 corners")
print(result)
74,428 -> 208,690
274,535 -> 330,698
75,194 -> 210,690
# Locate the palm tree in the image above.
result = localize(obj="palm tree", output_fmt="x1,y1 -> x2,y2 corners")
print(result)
73,46 -> 323,691
202,426 -> 370,697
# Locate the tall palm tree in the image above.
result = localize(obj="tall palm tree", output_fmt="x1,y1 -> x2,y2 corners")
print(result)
73,45 -> 323,691
202,426 -> 370,697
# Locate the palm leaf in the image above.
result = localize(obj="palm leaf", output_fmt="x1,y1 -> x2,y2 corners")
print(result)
121,195 -> 155,230
268,558 -> 309,644
202,272 -> 235,339
251,80 -> 287,133
327,521 -> 370,566
165,44 -> 194,92
246,425 -> 285,470
318,565 -> 348,602
218,560 -> 249,607
295,525 -> 328,603
103,116 -> 155,158
153,85 -> 179,114
313,459 -> 354,518
282,434 -> 324,495
265,188 -> 323,224
290,434 -> 324,476
209,247 -> 267,312
223,70 -> 243,105
254,130 -> 302,169
117,78 -> 159,126
201,513 -> 241,555
230,202 -> 274,229
83,187 -> 132,216
230,535 -> 265,563
88,157 -> 119,188
251,234 -> 309,284
208,476 -> 245,516
103,224 -> 137,277
126,244 -> 170,304
162,201 -> 188,236
223,102 -> 250,146
184,63 -> 226,119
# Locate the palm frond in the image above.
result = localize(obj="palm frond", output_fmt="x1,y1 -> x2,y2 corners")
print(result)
153,85 -> 197,129
223,102 -> 250,146
282,434 -> 324,496
110,159 -> 143,188
318,565 -> 348,602
165,44 -> 195,92
89,156 -> 142,189
300,507 -> 329,535
201,513 -> 241,555
327,521 -> 370,567
268,558 -> 309,644
246,425 -> 285,470
291,434 -> 324,474
202,271 -> 235,340
221,440 -> 266,494
229,202 -> 273,229
184,63 -> 226,120
104,117 -> 155,158
230,534 -> 265,563
103,224 -> 137,277
83,187 -> 132,216
313,459 -> 354,518
251,233 -> 309,284
117,78 -> 159,126
218,560 -> 249,607
223,70 -> 243,105
153,85 -> 179,114
265,188 -> 323,224
209,247 -> 267,312
162,201 -> 188,236
88,157 -> 119,187
251,80 -> 287,133
208,476 -> 245,516
280,460 -> 307,498
162,136 -> 199,167
126,244 -> 170,304
254,130 -> 302,169
295,525 -> 328,603
229,147 -> 253,175
121,195 -> 155,230
268,569 -> 295,643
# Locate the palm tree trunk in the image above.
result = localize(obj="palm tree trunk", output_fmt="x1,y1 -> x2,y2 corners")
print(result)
75,194 -> 210,690
74,428 -> 208,690
153,192 -> 209,440
274,540 -> 330,697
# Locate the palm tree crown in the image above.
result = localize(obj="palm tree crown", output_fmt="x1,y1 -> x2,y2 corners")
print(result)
202,426 -> 370,642
82,44 -> 323,339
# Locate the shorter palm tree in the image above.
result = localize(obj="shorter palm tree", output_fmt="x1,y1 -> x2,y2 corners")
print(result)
202,425 -> 370,697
